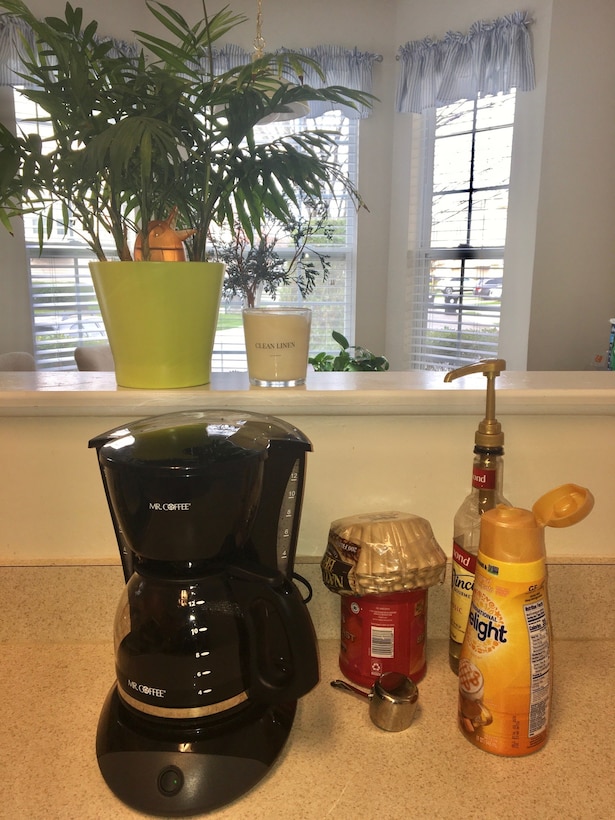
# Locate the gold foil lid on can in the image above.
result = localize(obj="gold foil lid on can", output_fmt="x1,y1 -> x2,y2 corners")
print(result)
321,510 -> 446,595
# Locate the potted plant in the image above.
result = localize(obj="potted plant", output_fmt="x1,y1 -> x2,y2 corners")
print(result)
212,196 -> 334,309
309,330 -> 389,371
0,0 -> 371,387
210,196 -> 336,386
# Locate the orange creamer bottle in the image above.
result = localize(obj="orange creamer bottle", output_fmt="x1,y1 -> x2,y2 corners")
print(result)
458,484 -> 594,756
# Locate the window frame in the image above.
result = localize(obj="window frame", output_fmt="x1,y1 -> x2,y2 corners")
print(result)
409,92 -> 516,371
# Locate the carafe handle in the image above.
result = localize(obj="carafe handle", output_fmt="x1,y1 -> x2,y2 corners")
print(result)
227,562 -> 319,703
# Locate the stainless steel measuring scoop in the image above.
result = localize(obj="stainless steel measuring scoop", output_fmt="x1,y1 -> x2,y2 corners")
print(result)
331,671 -> 419,732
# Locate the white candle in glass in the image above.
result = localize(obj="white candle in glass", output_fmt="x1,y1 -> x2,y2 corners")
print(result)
242,308 -> 312,386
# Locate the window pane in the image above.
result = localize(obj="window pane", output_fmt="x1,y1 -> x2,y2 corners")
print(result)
436,99 -> 476,136
431,194 -> 470,248
431,193 -> 470,246
433,133 -> 473,191
469,189 -> 509,247
476,93 -> 516,128
411,258 -> 504,371
212,111 -> 358,372
473,129 -> 513,188
29,252 -> 104,370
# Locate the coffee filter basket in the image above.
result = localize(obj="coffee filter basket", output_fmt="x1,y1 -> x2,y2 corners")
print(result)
321,511 -> 447,595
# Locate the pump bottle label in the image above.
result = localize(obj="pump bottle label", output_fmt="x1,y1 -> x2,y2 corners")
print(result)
472,467 -> 496,490
450,541 -> 476,643
450,463 -> 499,644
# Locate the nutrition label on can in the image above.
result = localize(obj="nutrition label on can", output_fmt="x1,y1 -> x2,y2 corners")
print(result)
524,598 -> 550,737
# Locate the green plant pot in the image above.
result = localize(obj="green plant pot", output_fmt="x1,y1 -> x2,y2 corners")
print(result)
90,261 -> 224,388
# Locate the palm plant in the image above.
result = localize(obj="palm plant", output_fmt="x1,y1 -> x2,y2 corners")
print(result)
0,0 -> 372,261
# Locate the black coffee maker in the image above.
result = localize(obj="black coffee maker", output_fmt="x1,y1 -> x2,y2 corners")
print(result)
89,410 -> 318,816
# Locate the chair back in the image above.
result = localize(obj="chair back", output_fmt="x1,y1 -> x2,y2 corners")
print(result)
74,345 -> 115,371
0,352 -> 36,371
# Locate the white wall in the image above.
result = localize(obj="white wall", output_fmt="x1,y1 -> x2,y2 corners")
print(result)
1,0 -> 614,369
2,389 -> 613,564
528,0 -> 615,369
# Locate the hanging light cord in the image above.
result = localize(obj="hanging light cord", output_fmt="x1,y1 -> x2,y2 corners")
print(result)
253,0 -> 266,59
251,0 -> 308,120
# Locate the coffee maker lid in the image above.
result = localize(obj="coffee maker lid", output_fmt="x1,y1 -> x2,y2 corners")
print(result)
90,409 -> 311,471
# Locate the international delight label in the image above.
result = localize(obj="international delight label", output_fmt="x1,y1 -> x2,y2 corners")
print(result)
450,465 -> 496,644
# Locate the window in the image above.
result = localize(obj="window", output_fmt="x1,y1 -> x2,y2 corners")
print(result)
15,90 -> 116,369
14,91 -> 359,371
409,92 -> 516,370
213,111 -> 359,372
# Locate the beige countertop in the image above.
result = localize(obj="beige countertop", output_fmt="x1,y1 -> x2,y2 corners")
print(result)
1,636 -> 613,820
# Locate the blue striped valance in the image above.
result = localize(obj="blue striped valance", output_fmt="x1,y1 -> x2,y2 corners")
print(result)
188,43 -> 381,119
0,14 -> 138,86
0,14 -> 380,119
396,10 -> 535,113
0,15 -> 35,86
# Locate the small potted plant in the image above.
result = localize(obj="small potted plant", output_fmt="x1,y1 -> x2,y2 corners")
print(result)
309,330 -> 390,371
0,0 -> 372,387
212,197 -> 334,309
210,196 -> 337,386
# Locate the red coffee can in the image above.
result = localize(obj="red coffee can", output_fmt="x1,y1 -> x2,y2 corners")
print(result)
339,589 -> 427,687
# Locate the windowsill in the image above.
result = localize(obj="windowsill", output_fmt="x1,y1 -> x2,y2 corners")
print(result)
1,369 -> 615,416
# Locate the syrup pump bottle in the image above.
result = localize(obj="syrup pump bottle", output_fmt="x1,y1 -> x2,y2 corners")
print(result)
445,359 -> 509,674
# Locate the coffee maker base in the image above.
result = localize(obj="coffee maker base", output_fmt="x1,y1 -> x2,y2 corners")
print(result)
96,685 -> 297,817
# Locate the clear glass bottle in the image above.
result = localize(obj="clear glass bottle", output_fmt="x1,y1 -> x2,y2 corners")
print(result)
444,358 -> 508,675
449,446 -> 509,674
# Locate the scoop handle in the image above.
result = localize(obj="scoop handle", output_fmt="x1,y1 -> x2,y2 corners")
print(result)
330,679 -> 371,701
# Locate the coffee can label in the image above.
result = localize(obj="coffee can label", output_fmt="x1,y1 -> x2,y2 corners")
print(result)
339,590 -> 427,688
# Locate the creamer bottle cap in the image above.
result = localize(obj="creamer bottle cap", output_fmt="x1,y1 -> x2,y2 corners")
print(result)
532,483 -> 594,528
479,484 -> 594,563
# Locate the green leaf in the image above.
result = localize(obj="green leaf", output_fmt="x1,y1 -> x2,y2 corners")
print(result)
332,330 -> 350,350
0,208 -> 15,234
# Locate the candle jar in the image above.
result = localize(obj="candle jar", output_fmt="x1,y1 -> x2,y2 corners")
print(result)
242,307 -> 312,387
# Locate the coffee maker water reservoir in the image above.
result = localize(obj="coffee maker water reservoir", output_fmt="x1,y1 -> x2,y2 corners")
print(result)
90,410 -> 319,816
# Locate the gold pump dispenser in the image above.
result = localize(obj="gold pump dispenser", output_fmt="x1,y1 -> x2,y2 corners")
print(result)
444,358 -> 506,448
445,358 -> 510,674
